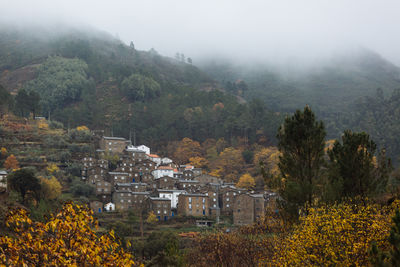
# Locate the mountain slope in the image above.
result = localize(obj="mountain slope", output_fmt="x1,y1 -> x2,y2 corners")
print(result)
0,24 -> 282,149
199,49 -> 400,114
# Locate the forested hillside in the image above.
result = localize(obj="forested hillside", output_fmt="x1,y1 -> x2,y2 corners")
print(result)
199,51 -> 400,162
0,25 -> 282,150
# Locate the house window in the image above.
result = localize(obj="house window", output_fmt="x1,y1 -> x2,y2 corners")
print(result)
213,198 -> 216,202
213,204 -> 216,208
157,210 -> 160,214
164,210 -> 167,214
226,204 -> 230,208
121,193 -> 124,196
233,192 -> 236,196
128,199 -> 131,203
135,185 -> 138,188
189,197 -> 192,203
226,198 -> 230,201
189,204 -> 192,209
213,193 -> 216,196
202,198 -> 205,203
238,209 -> 240,212
121,200 -> 124,203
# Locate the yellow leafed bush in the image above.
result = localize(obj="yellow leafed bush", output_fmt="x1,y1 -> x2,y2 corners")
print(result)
76,125 -> 89,131
0,202 -> 136,266
275,200 -> 398,266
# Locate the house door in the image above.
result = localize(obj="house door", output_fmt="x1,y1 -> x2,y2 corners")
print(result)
98,208 -> 101,213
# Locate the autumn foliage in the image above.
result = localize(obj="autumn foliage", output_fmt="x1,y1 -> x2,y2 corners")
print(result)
40,176 -> 62,200
4,154 -> 19,170
0,203 -> 135,266
275,201 -> 399,266
236,173 -> 256,189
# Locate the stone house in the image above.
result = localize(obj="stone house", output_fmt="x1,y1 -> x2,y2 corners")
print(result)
219,185 -> 244,216
109,172 -> 130,184
192,168 -> 203,177
82,157 -> 96,169
177,193 -> 209,217
100,136 -> 131,154
115,182 -> 148,192
113,190 -> 150,211
147,197 -> 172,221
177,179 -> 201,193
182,169 -> 194,179
84,166 -> 108,182
124,148 -> 147,162
233,193 -> 265,225
90,200 -> 103,213
173,169 -> 183,179
196,174 -> 222,185
132,170 -> 154,184
97,159 -> 108,169
155,176 -> 178,190
202,188 -> 219,209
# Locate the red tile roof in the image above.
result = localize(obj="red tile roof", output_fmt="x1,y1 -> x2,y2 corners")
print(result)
146,154 -> 160,158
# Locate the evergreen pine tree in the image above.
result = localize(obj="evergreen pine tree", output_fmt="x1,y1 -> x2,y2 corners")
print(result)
277,106 -> 326,218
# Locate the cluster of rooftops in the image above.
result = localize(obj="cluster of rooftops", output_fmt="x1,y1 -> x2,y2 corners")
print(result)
83,136 -> 276,224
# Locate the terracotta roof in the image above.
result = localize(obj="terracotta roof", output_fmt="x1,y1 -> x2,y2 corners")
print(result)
146,154 -> 160,158
157,166 -> 173,170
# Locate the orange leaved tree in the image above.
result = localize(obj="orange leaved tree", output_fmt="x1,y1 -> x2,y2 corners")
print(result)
4,154 -> 19,170
0,202 -> 136,266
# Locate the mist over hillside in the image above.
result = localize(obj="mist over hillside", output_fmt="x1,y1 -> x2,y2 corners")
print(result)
198,48 -> 400,113
1,22 -> 400,162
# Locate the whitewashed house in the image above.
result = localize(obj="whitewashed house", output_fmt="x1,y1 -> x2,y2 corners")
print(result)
146,154 -> 162,166
126,145 -> 150,154
0,170 -> 7,191
157,189 -> 186,209
152,166 -> 174,179
104,202 -> 116,211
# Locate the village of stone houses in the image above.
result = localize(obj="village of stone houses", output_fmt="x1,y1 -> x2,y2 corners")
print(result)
85,135 -> 276,226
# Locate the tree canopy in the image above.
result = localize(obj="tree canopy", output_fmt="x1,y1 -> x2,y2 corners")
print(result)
7,168 -> 41,203
277,106 -> 326,217
121,73 -> 161,102
0,203 -> 135,266
23,56 -> 91,112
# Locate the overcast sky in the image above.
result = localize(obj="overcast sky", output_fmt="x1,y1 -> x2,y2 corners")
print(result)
1,0 -> 400,65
